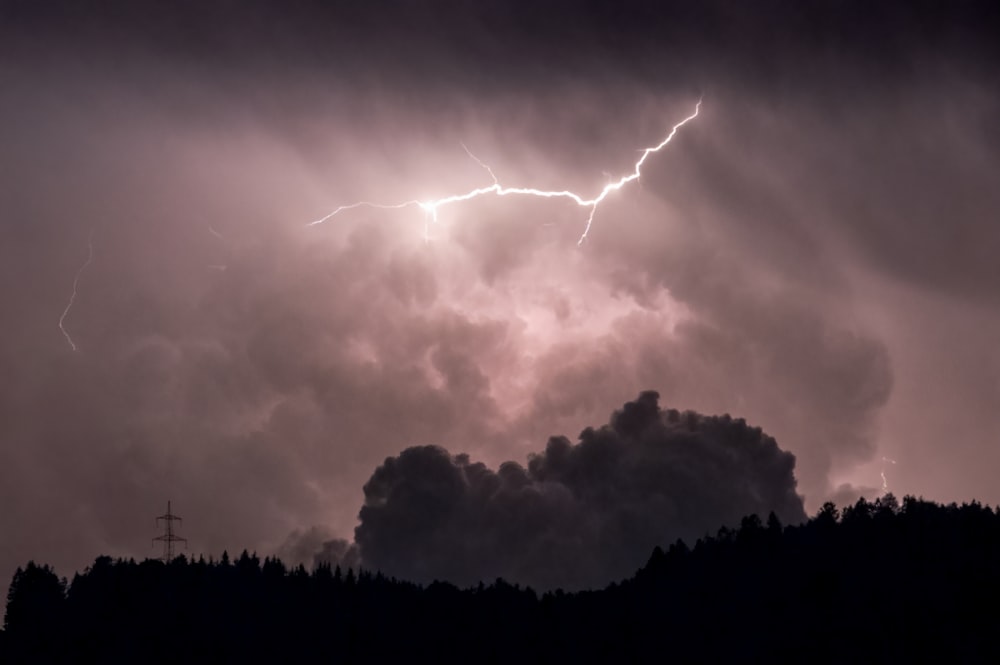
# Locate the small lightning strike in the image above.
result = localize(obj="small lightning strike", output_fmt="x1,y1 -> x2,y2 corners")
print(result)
58,231 -> 94,352
309,99 -> 702,244
460,142 -> 500,185
880,456 -> 898,495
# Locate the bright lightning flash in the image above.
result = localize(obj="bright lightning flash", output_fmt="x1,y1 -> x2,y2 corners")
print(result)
58,231 -> 94,352
309,100 -> 702,244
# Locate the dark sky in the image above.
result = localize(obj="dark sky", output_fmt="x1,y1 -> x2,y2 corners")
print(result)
1,1 -> 998,588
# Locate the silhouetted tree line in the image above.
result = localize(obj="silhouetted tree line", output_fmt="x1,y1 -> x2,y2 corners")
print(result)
4,495 -> 1000,663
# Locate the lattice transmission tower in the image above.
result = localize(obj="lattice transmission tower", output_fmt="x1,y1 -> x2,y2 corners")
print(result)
152,500 -> 187,562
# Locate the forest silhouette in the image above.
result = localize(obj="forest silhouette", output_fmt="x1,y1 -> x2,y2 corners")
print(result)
4,494 -> 1000,663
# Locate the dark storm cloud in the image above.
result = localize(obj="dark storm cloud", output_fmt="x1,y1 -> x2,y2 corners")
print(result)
275,527 -> 360,571
352,392 -> 806,590
4,1 -> 997,90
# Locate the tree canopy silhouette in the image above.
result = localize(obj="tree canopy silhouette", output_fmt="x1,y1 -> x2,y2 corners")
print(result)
4,495 -> 1000,663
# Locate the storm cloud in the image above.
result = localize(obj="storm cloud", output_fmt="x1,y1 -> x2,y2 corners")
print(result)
351,392 -> 806,590
1,2 -> 998,589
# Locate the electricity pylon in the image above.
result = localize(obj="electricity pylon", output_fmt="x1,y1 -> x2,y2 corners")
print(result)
153,500 -> 187,562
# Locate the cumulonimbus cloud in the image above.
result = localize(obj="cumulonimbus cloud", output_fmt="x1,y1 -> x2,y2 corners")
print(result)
329,391 -> 806,590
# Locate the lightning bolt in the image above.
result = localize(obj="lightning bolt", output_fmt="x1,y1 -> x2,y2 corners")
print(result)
880,456 -> 897,495
309,99 -> 702,245
58,231 -> 94,352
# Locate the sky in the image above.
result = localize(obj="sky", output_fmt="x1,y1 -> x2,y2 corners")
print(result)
1,1 -> 999,589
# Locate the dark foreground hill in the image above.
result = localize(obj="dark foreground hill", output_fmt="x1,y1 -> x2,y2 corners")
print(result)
4,495 -> 1000,664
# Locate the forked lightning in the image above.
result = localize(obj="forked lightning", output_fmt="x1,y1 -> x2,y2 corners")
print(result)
58,231 -> 94,352
309,100 -> 702,244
